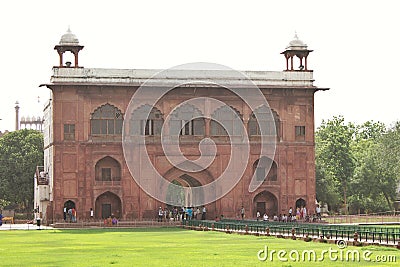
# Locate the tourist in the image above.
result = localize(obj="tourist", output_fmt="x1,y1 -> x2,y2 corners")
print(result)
288,207 -> 293,217
256,211 -> 261,221
240,206 -> 245,220
0,211 -> 3,226
63,207 -> 67,221
158,207 -> 163,222
201,206 -> 206,220
316,205 -> 321,220
195,207 -> 200,220
263,213 -> 268,221
112,217 -> 118,225
180,207 -> 186,221
169,209 -> 173,221
303,206 -> 307,221
296,207 -> 301,221
90,208 -> 94,221
164,208 -> 169,221
67,208 -> 72,222
172,207 -> 177,221
72,208 -> 77,222
187,207 -> 193,220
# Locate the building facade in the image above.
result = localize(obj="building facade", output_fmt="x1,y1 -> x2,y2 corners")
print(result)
36,29 -> 327,222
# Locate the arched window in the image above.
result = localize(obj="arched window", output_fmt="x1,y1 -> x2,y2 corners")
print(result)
248,106 -> 280,138
211,106 -> 243,136
142,108 -> 163,135
91,104 -> 123,135
170,104 -> 205,136
253,157 -> 278,182
130,105 -> 163,136
95,156 -> 121,181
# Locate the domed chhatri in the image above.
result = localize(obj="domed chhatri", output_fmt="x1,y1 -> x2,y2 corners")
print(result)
286,33 -> 308,51
59,27 -> 80,46
281,33 -> 313,71
54,27 -> 84,68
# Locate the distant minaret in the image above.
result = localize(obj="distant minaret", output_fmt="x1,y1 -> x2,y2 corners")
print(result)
15,101 -> 20,130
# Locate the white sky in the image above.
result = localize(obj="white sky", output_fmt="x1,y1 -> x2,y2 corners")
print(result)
0,0 -> 399,132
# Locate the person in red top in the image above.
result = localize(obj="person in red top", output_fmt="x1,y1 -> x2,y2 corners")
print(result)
72,208 -> 77,222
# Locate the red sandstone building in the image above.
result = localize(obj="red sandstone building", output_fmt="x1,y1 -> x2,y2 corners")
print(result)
35,29 -> 327,222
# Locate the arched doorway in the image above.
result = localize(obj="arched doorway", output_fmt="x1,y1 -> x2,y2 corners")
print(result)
295,198 -> 306,209
95,191 -> 122,219
63,200 -> 76,222
64,200 -> 75,210
162,162 -> 216,219
253,191 -> 278,217
166,174 -> 203,208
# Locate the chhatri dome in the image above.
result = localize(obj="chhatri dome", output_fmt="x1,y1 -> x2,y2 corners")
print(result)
54,27 -> 84,68
286,33 -> 308,51
59,27 -> 80,46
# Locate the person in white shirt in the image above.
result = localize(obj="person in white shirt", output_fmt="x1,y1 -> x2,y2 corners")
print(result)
316,205 -> 321,220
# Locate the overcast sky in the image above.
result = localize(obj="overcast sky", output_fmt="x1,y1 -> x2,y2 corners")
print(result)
0,0 -> 399,132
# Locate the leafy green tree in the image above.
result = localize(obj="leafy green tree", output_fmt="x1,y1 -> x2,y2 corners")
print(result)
316,116 -> 355,213
317,117 -> 400,214
349,121 -> 386,213
0,129 -> 43,211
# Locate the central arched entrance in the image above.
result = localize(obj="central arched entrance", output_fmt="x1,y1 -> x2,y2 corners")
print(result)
95,191 -> 122,219
166,174 -> 203,207
253,191 -> 278,217
162,162 -> 216,219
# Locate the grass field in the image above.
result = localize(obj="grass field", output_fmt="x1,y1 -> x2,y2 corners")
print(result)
0,227 -> 399,266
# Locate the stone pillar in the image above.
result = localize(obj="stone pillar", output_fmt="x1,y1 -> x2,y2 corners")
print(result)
15,101 -> 19,130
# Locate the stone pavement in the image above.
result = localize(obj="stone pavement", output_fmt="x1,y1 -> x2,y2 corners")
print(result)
0,223 -> 53,230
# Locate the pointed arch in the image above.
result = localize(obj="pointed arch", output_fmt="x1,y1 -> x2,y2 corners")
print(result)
130,104 -> 163,135
64,200 -> 76,210
252,156 -> 278,182
95,156 -> 121,181
248,105 -> 280,139
210,105 -> 243,136
295,198 -> 306,209
166,174 -> 204,208
95,191 -> 122,219
170,103 -> 205,136
253,191 -> 278,217
90,103 -> 123,135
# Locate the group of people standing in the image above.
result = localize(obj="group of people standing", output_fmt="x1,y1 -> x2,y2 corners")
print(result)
63,207 -> 77,222
157,206 -> 207,222
256,205 -> 322,223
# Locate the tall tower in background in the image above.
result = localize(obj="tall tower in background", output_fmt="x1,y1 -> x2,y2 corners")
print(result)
14,101 -> 19,131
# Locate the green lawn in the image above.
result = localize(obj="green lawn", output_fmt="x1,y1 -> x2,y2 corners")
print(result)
0,227 -> 399,266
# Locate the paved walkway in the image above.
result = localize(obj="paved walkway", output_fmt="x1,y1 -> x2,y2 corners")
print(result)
0,223 -> 53,230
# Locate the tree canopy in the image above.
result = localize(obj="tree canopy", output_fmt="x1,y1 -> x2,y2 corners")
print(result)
0,129 -> 43,211
316,117 -> 400,214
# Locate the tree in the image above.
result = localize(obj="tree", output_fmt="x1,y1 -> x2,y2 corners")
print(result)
349,121 -> 389,213
316,117 -> 400,214
315,116 -> 355,213
0,129 -> 43,212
